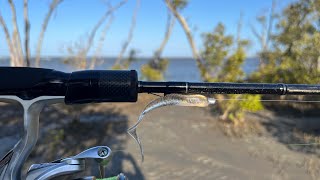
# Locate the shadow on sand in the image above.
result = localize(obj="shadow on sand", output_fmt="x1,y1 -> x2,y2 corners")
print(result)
259,101 -> 320,155
0,102 -> 145,179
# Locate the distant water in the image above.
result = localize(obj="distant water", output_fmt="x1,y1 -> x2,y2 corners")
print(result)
0,57 -> 259,82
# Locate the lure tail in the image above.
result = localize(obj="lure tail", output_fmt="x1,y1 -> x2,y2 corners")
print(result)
127,94 -> 215,161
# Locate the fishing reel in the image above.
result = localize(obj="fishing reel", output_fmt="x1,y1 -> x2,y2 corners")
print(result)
0,95 -> 126,180
26,146 -> 126,180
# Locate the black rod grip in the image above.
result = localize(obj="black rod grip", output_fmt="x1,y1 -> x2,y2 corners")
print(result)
65,70 -> 138,104
0,67 -> 69,99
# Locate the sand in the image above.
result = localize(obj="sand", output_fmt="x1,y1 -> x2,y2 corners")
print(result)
0,94 -> 319,179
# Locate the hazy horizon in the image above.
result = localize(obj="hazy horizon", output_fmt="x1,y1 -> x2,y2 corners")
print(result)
0,56 -> 259,60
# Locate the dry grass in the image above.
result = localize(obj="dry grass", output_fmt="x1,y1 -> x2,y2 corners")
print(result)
303,155 -> 320,180
217,117 -> 264,138
288,128 -> 320,155
294,129 -> 320,144
270,157 -> 289,180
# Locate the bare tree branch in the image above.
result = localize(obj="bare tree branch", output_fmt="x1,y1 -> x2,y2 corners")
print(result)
250,23 -> 267,51
252,0 -> 276,51
85,0 -> 128,58
251,0 -> 277,68
66,0 -> 127,70
156,12 -> 175,57
113,0 -> 140,67
266,0 -> 276,49
164,0 -> 209,80
151,11 -> 175,68
236,13 -> 243,47
24,0 -> 31,67
77,0 -> 128,69
8,0 -> 24,66
90,10 -> 115,69
318,56 -> 320,71
0,12 -> 18,66
35,0 -> 64,67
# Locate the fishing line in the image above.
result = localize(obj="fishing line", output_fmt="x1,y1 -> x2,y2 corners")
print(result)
216,99 -> 320,103
288,143 -> 320,146
127,94 -> 320,161
219,98 -> 320,147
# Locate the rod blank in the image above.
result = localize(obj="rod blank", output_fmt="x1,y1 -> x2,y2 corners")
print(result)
138,81 -> 320,95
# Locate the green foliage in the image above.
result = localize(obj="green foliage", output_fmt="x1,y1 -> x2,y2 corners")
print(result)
239,94 -> 264,112
201,23 -> 264,123
155,58 -> 169,71
202,23 -> 233,80
172,0 -> 188,10
141,58 -> 169,81
112,64 -> 124,70
148,57 -> 169,71
220,45 -> 247,82
252,0 -> 320,84
125,49 -> 137,67
141,64 -> 164,81
112,49 -> 137,70
218,94 -> 263,124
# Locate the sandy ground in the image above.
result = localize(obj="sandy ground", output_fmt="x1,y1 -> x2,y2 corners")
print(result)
0,94 -> 320,179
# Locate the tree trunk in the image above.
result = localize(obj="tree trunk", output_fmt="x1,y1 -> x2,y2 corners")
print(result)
151,12 -> 175,69
250,0 -> 276,69
317,56 -> 320,72
90,13 -> 114,70
265,0 -> 276,48
87,0 -> 128,56
24,0 -> 31,67
113,0 -> 140,67
35,0 -> 64,67
0,13 -> 18,66
164,0 -> 209,81
65,0 -> 127,70
81,0 -> 127,69
8,0 -> 24,66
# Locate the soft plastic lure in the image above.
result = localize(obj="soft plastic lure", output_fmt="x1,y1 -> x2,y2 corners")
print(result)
127,94 -> 216,161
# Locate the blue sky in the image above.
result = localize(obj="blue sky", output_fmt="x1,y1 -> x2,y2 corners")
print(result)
0,0 -> 294,57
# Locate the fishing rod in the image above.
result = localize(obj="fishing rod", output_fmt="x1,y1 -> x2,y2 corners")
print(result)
0,67 -> 319,180
0,67 -> 319,104
138,81 -> 320,95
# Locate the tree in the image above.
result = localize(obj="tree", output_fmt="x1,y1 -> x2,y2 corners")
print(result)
202,19 -> 263,124
141,0 -> 187,81
201,23 -> 233,81
165,0 -> 209,80
65,0 -> 128,70
35,0 -> 64,67
252,0 -> 320,84
89,4 -> 115,70
250,0 -> 277,69
0,12 -> 19,66
164,1 -> 263,125
0,0 -> 63,67
24,0 -> 31,67
0,0 -> 25,66
113,0 -> 140,69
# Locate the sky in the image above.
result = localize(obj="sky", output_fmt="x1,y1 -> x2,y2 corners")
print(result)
0,0 -> 294,58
